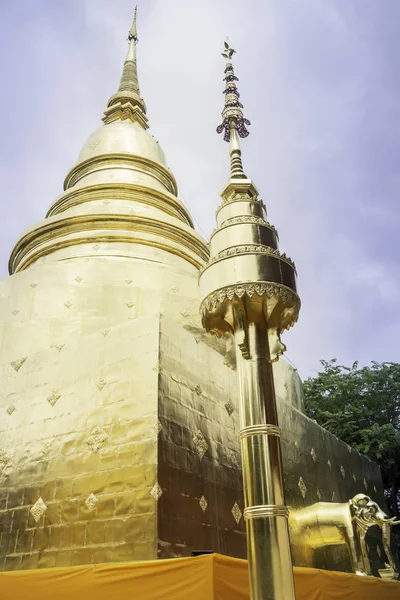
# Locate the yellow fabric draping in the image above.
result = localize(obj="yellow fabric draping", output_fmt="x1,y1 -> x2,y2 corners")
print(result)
0,553 -> 399,600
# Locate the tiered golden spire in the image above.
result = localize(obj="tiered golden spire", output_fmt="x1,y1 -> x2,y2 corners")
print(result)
217,42 -> 251,180
200,42 -> 299,600
103,6 -> 148,128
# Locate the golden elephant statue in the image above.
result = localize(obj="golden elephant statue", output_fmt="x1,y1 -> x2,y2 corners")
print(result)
289,493 -> 399,578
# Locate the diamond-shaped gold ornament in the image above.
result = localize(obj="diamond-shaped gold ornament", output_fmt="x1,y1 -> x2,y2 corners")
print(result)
86,427 -> 108,454
193,430 -> 208,461
0,450 -> 10,471
85,493 -> 98,511
30,497 -> 47,523
10,357 -> 27,372
47,389 -> 61,407
225,400 -> 234,417
231,502 -> 242,524
96,378 -> 107,391
150,482 -> 163,500
298,477 -> 307,499
199,496 -> 208,512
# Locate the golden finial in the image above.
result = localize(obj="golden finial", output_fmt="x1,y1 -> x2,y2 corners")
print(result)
128,6 -> 138,42
217,41 -> 250,178
102,6 -> 148,128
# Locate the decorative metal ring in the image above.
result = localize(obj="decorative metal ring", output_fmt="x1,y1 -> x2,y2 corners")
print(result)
239,424 -> 281,440
244,505 -> 289,520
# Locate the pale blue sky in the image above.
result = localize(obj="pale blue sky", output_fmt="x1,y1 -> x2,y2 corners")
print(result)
0,0 -> 399,378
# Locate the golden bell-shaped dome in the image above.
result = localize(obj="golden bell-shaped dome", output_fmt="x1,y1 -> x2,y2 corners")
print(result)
9,13 -> 208,276
78,120 -> 167,168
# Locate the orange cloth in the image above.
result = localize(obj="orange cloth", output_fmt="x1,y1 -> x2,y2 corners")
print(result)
0,553 -> 399,600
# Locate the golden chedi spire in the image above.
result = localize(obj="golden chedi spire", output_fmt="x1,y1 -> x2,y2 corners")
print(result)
199,43 -> 300,600
9,8 -> 207,276
103,6 -> 148,128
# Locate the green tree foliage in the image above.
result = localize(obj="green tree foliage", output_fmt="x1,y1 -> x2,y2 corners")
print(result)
303,360 -> 400,517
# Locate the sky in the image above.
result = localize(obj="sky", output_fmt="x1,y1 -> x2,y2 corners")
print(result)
0,0 -> 399,379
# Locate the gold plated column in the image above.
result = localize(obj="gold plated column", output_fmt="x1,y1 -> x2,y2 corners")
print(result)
200,43 -> 301,600
236,323 -> 295,599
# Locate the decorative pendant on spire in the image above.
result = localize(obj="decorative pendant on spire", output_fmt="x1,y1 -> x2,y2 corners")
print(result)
217,42 -> 250,179
103,6 -> 148,129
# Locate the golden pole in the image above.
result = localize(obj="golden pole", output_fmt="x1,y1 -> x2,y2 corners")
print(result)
235,321 -> 296,600
200,41 -> 300,600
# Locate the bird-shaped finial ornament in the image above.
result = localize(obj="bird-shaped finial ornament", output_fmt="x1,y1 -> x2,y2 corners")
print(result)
221,41 -> 236,60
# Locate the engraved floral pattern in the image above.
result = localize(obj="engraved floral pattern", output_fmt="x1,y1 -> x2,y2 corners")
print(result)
96,379 -> 107,391
199,496 -> 208,512
193,430 -> 208,461
201,282 -> 300,331
86,427 -> 108,454
202,244 -> 296,272
224,400 -> 234,417
231,502 -> 242,524
298,477 -> 307,499
85,493 -> 98,511
10,357 -> 27,372
30,497 -> 47,523
47,389 -> 61,407
150,482 -> 163,500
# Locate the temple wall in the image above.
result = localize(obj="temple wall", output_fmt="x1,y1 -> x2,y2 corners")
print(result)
0,252 -> 201,570
157,316 -> 388,575
0,260 -> 390,574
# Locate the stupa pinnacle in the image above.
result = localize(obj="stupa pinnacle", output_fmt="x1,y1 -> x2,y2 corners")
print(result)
103,6 -> 148,128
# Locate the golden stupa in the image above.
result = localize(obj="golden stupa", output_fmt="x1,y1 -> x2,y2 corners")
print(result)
0,11 -> 392,585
